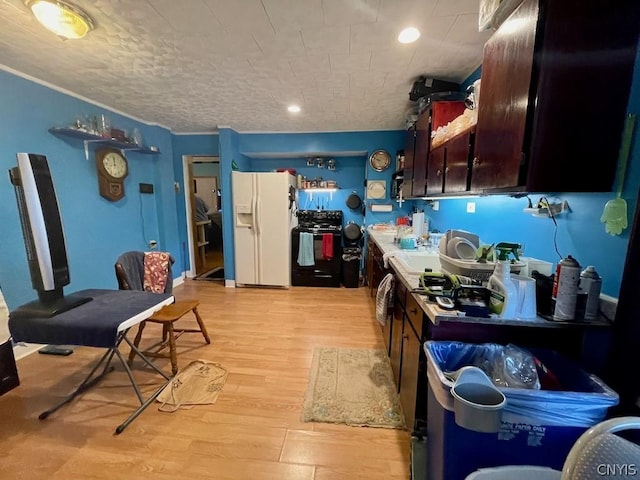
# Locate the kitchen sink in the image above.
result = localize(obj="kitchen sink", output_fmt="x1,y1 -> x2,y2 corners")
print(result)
397,250 -> 441,273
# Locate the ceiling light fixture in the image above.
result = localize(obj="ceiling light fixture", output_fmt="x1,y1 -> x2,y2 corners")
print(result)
398,27 -> 420,44
25,0 -> 95,40
287,105 -> 301,113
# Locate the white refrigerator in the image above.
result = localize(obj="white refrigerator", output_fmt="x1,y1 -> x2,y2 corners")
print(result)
232,172 -> 297,287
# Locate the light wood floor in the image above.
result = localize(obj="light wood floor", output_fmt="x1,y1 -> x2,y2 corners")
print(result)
0,281 -> 411,480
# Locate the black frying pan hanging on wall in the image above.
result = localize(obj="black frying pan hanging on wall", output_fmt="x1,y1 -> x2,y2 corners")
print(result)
346,192 -> 362,210
343,222 -> 363,246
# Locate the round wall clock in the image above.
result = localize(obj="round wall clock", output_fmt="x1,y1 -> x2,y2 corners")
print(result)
95,148 -> 128,201
369,149 -> 391,172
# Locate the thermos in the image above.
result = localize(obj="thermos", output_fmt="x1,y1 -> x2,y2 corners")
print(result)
579,266 -> 602,320
552,255 -> 581,320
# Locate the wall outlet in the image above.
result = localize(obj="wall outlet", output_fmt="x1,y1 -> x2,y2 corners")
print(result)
431,201 -> 439,211
149,240 -> 157,249
524,200 -> 570,218
466,202 -> 476,213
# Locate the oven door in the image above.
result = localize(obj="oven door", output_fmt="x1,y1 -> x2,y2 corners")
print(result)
291,228 -> 342,287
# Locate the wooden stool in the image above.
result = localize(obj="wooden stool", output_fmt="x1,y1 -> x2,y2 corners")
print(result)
127,299 -> 210,375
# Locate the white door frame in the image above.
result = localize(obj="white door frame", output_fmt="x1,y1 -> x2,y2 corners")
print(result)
182,155 -> 196,277
182,155 -> 219,277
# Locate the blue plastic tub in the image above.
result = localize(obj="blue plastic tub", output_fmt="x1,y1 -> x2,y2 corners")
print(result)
424,341 -> 619,480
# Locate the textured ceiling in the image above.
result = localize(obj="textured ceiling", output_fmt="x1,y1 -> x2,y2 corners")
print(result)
0,0 -> 491,133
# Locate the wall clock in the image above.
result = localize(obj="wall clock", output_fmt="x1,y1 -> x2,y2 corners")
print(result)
369,149 -> 391,172
95,148 -> 128,201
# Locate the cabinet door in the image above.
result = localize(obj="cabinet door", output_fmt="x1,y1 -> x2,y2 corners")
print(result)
372,243 -> 384,297
366,239 -> 375,296
444,132 -> 472,193
426,146 -> 445,195
412,113 -> 429,197
471,0 -> 537,192
401,124 -> 416,198
399,319 -> 420,431
382,300 -> 393,356
405,294 -> 423,338
390,301 -> 404,391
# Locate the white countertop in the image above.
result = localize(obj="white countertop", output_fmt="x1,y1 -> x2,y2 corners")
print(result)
367,230 -> 609,329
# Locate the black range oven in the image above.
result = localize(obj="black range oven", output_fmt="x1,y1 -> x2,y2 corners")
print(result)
291,210 -> 343,287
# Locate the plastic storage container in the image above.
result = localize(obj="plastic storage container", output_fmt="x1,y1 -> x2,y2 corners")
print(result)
424,341 -> 619,480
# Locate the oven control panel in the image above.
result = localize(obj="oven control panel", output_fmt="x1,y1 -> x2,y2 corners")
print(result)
297,209 -> 343,226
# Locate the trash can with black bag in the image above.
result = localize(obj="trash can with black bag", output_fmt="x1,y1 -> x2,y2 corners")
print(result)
423,340 -> 619,480
341,222 -> 363,288
342,247 -> 361,288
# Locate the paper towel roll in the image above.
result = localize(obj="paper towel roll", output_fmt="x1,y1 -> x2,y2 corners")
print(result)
412,212 -> 425,237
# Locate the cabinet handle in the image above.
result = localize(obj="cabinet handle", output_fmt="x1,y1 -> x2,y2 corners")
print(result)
445,166 -> 450,174
436,169 -> 442,177
472,156 -> 479,166
409,308 -> 418,315
403,334 -> 409,340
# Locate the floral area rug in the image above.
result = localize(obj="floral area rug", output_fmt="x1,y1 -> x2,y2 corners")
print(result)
301,347 -> 405,429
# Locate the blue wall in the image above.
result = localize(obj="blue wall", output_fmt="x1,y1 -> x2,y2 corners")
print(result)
425,193 -> 632,297
0,69 -> 179,310
218,128 -> 243,278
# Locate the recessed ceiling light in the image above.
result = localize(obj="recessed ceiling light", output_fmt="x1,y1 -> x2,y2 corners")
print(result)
288,105 -> 301,113
398,27 -> 420,44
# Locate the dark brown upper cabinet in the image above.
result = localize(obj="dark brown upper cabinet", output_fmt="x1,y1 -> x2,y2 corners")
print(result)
426,145 -> 445,195
427,130 -> 475,195
410,101 -> 467,198
444,131 -> 474,193
472,0 -> 640,193
401,123 -> 416,199
412,113 -> 430,197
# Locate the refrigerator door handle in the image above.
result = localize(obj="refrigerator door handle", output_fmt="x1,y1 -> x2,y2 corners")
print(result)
253,177 -> 262,282
254,193 -> 261,236
250,191 -> 257,232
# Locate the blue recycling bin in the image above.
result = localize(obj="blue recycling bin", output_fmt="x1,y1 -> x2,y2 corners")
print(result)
424,341 -> 619,480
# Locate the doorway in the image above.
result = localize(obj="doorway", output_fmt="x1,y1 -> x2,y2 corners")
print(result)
184,155 -> 223,279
